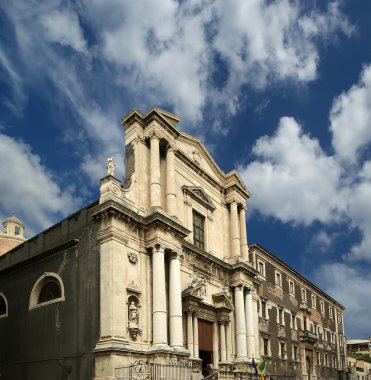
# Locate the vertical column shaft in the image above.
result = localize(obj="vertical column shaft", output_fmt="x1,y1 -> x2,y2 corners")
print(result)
234,285 -> 247,359
169,253 -> 184,349
226,320 -> 232,362
150,133 -> 161,208
239,206 -> 249,261
230,200 -> 240,257
186,310 -> 194,356
244,289 -> 256,359
220,321 -> 227,362
193,313 -> 199,358
166,146 -> 176,216
213,322 -> 219,369
152,246 -> 167,345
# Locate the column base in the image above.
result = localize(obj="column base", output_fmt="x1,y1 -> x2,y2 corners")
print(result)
150,343 -> 172,352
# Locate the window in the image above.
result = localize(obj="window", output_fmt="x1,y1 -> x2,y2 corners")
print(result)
14,226 -> 21,235
329,306 -> 333,318
38,280 -> 62,304
338,312 -> 343,324
29,273 -> 65,309
311,294 -> 317,308
293,345 -> 299,362
301,288 -> 307,302
279,341 -> 286,359
291,313 -> 297,330
278,307 -> 284,325
193,211 -> 205,249
289,279 -> 295,294
258,260 -> 265,277
275,271 -> 282,287
0,293 -> 8,317
263,337 -> 270,356
261,300 -> 267,319
320,300 -> 325,314
324,353 -> 328,367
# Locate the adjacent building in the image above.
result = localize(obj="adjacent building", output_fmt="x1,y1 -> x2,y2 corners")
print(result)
0,107 -> 347,380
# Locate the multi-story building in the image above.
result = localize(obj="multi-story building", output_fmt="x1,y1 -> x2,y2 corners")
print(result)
347,339 -> 371,380
0,107 -> 346,380
251,244 -> 347,379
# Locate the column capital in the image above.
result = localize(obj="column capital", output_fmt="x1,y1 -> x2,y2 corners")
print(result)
147,243 -> 167,253
146,129 -> 163,141
244,286 -> 254,295
183,306 -> 194,314
167,249 -> 184,261
218,316 -> 230,325
167,141 -> 177,152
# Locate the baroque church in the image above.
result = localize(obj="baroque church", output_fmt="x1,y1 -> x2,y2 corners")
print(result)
0,107 -> 347,380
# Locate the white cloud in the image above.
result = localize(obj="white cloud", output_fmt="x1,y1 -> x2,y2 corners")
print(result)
239,117 -> 346,225
314,263 -> 371,338
309,230 -> 333,253
330,64 -> 371,163
40,9 -> 88,54
0,47 -> 26,115
0,133 -> 81,235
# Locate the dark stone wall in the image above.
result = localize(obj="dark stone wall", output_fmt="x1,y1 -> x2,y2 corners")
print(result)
0,204 -> 100,380
256,247 -> 344,379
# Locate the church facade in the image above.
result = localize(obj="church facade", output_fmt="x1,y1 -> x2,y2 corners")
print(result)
0,107 -> 347,380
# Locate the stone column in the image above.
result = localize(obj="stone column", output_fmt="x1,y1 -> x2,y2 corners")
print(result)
213,321 -> 219,369
219,319 -> 227,362
234,285 -> 247,359
169,251 -> 183,349
244,288 -> 256,359
226,319 -> 232,362
150,132 -> 161,208
239,205 -> 249,261
152,245 -> 167,346
230,200 -> 240,258
166,144 -> 176,216
186,308 -> 194,356
193,311 -> 199,358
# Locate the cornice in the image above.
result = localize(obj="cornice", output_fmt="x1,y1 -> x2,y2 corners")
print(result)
92,200 -> 190,240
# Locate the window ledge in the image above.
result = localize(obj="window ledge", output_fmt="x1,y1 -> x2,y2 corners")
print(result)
29,296 -> 65,310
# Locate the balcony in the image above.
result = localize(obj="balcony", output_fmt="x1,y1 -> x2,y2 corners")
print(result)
299,330 -> 318,344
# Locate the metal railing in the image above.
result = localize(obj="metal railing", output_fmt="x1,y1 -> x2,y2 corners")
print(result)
115,360 -> 192,380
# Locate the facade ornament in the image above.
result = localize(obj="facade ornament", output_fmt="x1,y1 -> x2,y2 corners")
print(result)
128,301 -> 139,324
128,297 -> 141,339
127,251 -> 138,264
107,156 -> 115,176
190,275 -> 207,298
191,149 -> 202,165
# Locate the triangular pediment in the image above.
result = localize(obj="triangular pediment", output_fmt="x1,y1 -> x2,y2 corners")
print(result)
182,186 -> 215,211
212,291 -> 234,311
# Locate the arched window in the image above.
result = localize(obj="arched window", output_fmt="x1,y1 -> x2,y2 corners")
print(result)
0,293 -> 8,317
29,272 -> 65,309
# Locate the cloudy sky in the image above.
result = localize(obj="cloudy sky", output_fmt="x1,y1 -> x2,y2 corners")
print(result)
1,0 -> 370,338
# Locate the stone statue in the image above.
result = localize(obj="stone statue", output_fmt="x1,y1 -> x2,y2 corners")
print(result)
107,156 -> 115,176
128,301 -> 139,324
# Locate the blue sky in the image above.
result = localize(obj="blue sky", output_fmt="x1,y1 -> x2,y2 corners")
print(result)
0,0 -> 370,339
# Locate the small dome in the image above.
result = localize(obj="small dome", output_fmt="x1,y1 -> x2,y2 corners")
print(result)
3,214 -> 24,228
